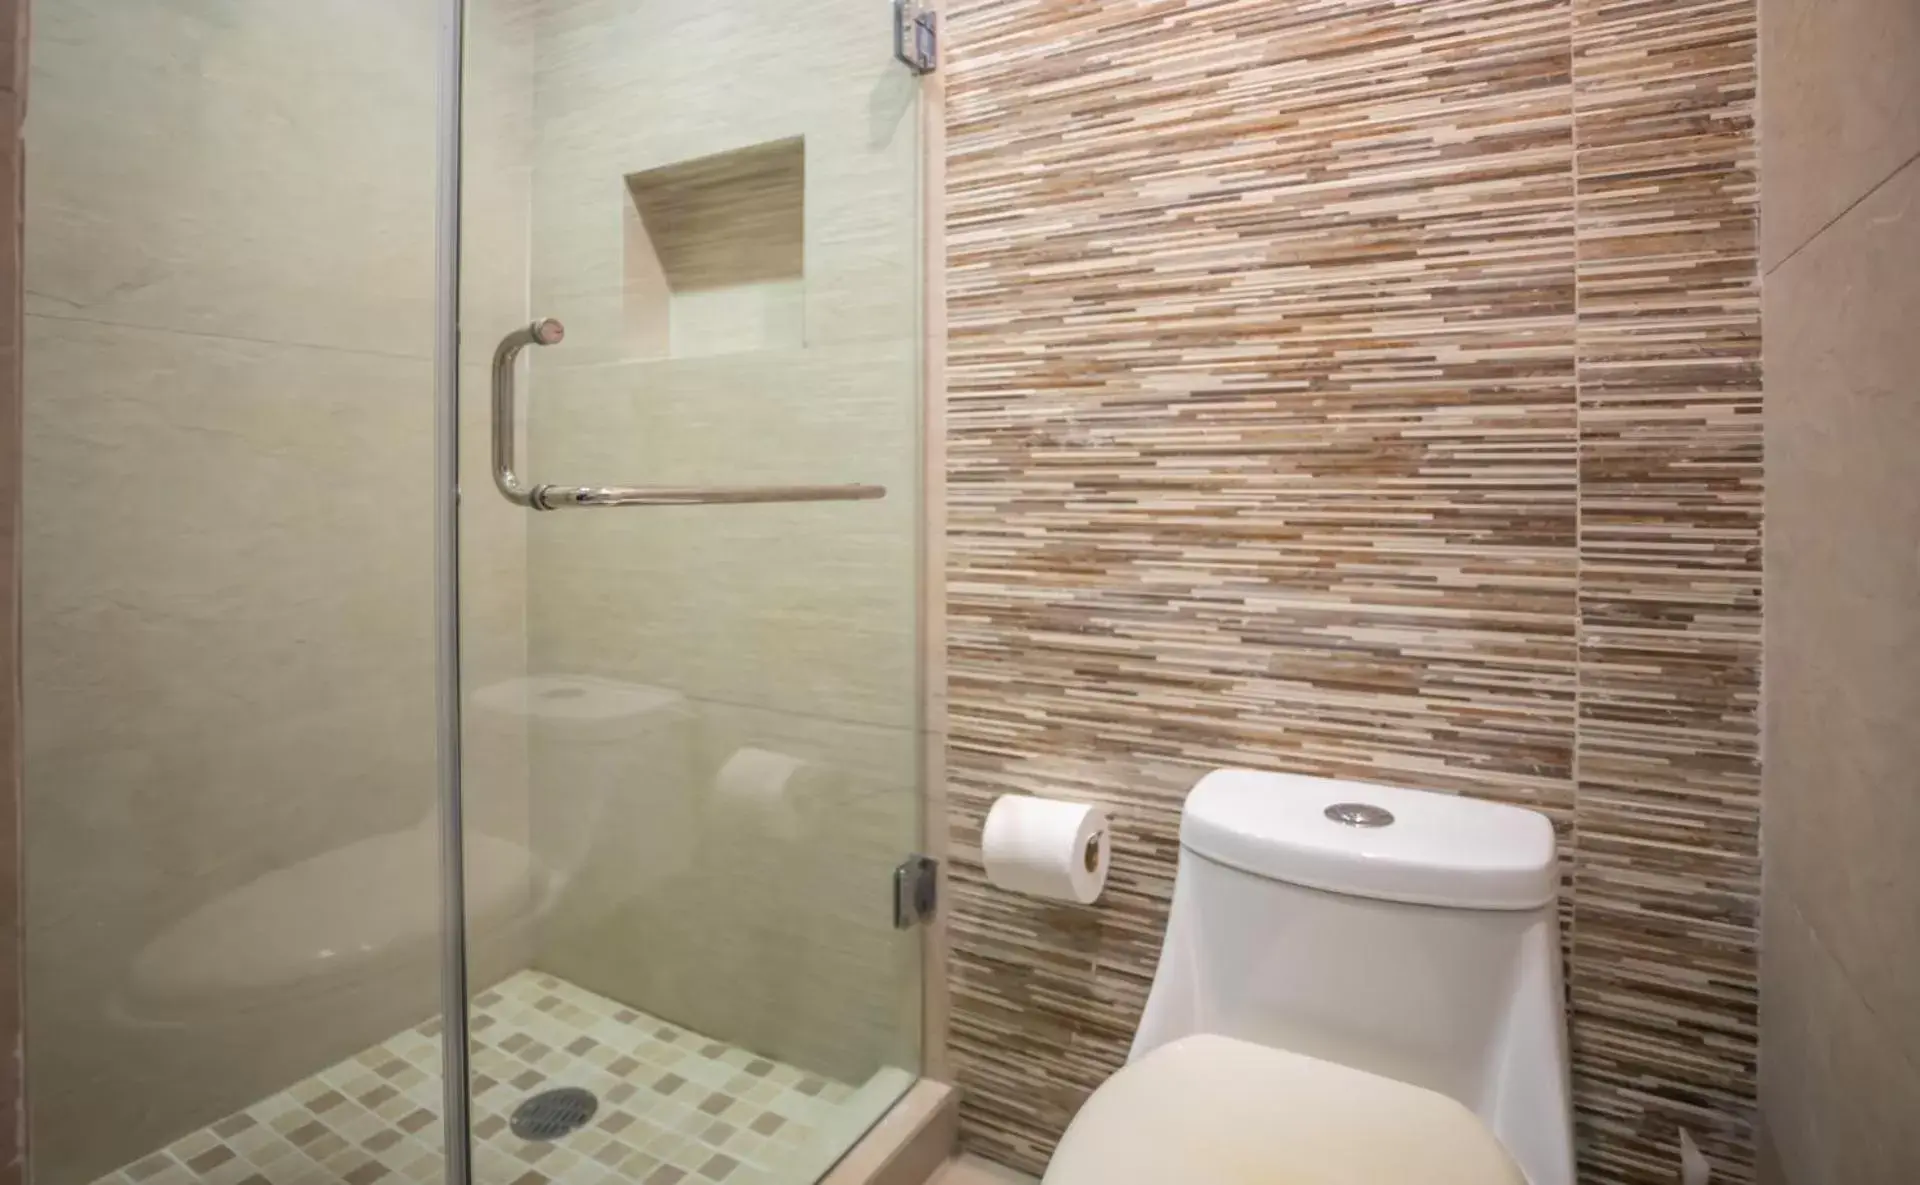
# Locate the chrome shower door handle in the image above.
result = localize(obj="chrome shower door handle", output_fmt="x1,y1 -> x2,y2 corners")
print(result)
491,317 -> 566,509
487,318 -> 888,509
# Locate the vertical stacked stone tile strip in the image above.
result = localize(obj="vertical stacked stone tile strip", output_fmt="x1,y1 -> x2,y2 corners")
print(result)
1569,1 -> 1762,1180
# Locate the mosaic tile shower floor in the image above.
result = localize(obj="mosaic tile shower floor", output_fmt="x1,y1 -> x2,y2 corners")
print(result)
92,971 -> 859,1185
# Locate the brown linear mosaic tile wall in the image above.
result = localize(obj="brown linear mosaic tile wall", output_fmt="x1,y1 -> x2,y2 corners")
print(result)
940,2 -> 1761,1183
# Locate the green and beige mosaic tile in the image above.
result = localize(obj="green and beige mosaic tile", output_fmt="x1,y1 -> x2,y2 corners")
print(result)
89,972 -> 857,1185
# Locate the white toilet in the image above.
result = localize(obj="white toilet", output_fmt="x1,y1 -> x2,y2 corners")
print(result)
1044,769 -> 1575,1185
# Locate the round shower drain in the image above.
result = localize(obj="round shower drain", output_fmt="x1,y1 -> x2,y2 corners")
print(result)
510,1086 -> 599,1141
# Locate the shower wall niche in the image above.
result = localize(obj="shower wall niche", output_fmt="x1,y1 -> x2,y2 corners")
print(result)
623,137 -> 806,359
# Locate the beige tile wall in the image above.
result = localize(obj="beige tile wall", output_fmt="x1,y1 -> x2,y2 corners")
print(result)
1758,1 -> 1920,1173
20,1 -> 533,1180
513,0 -> 926,1085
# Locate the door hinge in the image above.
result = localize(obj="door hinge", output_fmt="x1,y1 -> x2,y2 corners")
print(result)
893,1 -> 938,74
893,854 -> 939,928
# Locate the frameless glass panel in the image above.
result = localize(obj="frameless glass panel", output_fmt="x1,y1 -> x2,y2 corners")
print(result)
457,0 -> 925,1181
21,2 -> 450,1183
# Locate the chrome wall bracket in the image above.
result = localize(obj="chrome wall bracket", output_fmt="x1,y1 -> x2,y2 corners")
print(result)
893,854 -> 939,929
893,1 -> 938,74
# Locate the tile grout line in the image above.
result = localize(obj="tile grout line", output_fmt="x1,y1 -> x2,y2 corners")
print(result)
1764,145 -> 1920,278
1566,0 -> 1586,1068
21,309 -> 435,365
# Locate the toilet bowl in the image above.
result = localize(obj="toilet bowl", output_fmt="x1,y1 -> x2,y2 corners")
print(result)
1043,769 -> 1575,1185
1048,1034 -> 1527,1185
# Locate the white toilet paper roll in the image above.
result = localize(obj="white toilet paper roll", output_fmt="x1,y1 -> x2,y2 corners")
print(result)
982,796 -> 1111,904
713,747 -> 805,842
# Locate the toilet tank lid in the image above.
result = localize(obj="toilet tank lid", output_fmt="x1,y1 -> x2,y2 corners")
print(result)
1181,769 -> 1558,910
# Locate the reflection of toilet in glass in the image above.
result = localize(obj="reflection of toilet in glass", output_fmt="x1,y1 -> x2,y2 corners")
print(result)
116,816 -> 537,1031
482,674 -> 698,927
115,674 -> 691,1028
1044,770 -> 1575,1185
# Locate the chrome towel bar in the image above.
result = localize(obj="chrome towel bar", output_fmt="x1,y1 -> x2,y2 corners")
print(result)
489,318 -> 887,510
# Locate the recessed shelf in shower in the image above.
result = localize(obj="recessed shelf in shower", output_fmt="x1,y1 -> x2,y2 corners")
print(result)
623,137 -> 806,360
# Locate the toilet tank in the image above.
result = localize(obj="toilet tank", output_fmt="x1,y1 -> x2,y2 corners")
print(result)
1132,769 -> 1573,1185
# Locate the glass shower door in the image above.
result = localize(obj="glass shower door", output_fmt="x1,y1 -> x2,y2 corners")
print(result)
454,2 -> 926,1181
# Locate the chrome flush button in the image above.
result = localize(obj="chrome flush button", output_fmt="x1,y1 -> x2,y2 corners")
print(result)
1325,802 -> 1395,828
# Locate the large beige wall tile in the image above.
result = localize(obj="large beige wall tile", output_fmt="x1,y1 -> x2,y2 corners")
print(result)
22,315 -> 446,1179
1762,155 -> 1920,1067
1759,0 -> 1920,267
524,341 -> 919,730
462,0 -> 538,352
1759,892 -> 1920,1185
25,0 -> 441,353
